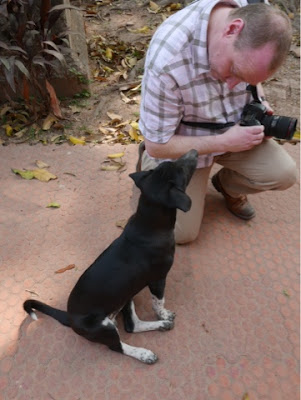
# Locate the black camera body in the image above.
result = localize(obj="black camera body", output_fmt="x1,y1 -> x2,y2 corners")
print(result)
240,99 -> 297,141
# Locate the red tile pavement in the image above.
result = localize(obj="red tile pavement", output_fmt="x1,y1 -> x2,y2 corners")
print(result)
0,142 -> 299,400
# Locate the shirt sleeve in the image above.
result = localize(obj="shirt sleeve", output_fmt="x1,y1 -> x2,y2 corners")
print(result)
139,69 -> 185,144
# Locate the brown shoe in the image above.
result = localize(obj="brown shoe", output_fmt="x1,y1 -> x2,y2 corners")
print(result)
211,172 -> 255,220
136,141 -> 145,172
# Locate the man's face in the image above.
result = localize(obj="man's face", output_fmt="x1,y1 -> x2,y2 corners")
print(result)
209,42 -> 276,89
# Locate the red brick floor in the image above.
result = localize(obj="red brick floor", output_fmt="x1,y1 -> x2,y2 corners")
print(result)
0,143 -> 299,400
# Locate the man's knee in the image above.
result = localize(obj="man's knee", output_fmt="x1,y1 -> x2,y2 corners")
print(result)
175,225 -> 199,244
274,159 -> 298,190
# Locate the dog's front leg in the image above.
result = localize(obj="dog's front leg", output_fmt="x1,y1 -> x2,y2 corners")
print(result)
122,300 -> 174,332
148,280 -> 176,322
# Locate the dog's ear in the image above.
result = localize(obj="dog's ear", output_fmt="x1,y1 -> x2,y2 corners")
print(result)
129,170 -> 152,189
168,187 -> 192,212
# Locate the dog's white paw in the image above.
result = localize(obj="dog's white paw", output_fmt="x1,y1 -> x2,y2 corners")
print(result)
157,309 -> 176,321
141,350 -> 159,364
159,320 -> 174,331
122,342 -> 158,364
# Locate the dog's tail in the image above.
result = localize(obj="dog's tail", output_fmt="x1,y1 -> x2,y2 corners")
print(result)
23,299 -> 71,327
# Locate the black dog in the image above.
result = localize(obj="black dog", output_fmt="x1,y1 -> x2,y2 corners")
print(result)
23,149 -> 198,364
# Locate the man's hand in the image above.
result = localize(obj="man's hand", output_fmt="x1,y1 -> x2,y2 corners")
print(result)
221,124 -> 265,152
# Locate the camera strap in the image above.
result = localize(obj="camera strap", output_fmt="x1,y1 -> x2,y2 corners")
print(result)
181,120 -> 235,130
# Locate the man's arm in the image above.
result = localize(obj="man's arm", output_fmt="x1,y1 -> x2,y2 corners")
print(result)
145,124 -> 265,160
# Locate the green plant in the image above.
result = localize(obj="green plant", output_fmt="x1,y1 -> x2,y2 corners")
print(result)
73,89 -> 91,99
0,0 -> 80,119
69,67 -> 91,85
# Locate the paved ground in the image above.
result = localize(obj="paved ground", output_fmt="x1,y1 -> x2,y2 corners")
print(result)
0,142 -> 299,400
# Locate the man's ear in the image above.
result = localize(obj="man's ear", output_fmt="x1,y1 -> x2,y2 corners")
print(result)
225,18 -> 244,37
168,187 -> 192,212
129,170 -> 152,189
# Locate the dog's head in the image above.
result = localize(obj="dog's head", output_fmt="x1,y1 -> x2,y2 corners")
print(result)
130,149 -> 198,212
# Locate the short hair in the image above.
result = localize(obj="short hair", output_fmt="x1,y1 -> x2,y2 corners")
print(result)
229,3 -> 292,72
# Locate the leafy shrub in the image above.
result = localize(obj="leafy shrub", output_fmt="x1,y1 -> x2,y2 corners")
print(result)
0,0 -> 80,118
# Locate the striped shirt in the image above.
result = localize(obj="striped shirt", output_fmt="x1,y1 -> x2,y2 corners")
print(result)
139,0 -> 253,168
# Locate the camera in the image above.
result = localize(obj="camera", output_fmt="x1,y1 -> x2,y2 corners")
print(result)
240,99 -> 297,141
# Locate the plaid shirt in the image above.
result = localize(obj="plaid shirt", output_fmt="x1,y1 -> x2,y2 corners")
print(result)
139,0 -> 252,168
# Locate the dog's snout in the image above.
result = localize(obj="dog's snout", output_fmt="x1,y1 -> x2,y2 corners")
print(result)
177,149 -> 198,170
181,149 -> 198,162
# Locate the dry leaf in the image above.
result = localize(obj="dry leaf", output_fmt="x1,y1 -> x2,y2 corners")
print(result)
42,114 -> 58,130
46,80 -> 62,118
69,136 -> 86,145
101,164 -> 123,171
148,1 -> 160,12
46,202 -> 61,208
107,112 -> 122,121
5,125 -> 13,136
70,105 -> 82,114
115,219 -> 128,229
105,47 -> 113,60
55,264 -> 75,274
12,168 -> 57,182
98,126 -> 110,135
242,393 -> 250,400
0,105 -> 12,116
128,26 -> 151,34
107,152 -> 125,159
32,169 -> 57,182
120,92 -> 132,104
14,128 -> 27,138
36,160 -> 50,169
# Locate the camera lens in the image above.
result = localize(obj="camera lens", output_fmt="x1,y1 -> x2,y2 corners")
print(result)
262,115 -> 297,140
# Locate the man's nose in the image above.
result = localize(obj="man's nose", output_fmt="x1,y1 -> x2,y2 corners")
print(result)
225,77 -> 242,89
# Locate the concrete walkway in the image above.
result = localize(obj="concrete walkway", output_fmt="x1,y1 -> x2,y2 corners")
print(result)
0,142 -> 299,400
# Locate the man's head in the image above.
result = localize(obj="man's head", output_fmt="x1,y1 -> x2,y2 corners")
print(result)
230,4 -> 292,72
208,3 -> 292,89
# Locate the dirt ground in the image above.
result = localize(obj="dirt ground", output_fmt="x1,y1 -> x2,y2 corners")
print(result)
0,0 -> 300,146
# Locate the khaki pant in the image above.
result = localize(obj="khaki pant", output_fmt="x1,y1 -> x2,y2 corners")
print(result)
141,139 -> 297,244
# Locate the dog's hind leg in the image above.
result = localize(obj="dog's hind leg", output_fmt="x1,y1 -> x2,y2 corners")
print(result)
76,315 -> 158,364
122,300 -> 174,333
148,280 -> 176,321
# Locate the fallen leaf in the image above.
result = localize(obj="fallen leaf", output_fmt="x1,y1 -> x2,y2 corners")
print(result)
120,92 -> 132,104
0,105 -> 12,116
32,169 -> 57,182
5,125 -> 13,136
169,3 -> 182,10
105,47 -> 113,60
282,289 -> 290,297
55,264 -> 75,274
107,112 -> 122,121
148,0 -> 160,12
46,79 -> 62,118
116,219 -> 128,229
70,105 -> 82,114
69,136 -> 86,145
46,202 -> 61,208
12,169 -> 35,180
36,160 -> 50,169
101,164 -> 123,171
242,393 -> 250,400
107,152 -> 125,159
128,26 -> 151,34
14,128 -> 27,138
42,114 -> 58,130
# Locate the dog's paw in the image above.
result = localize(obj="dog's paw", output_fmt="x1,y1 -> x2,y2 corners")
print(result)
157,309 -> 176,321
159,320 -> 174,331
141,350 -> 159,364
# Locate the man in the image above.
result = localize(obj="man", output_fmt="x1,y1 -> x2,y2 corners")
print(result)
137,0 -> 297,244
